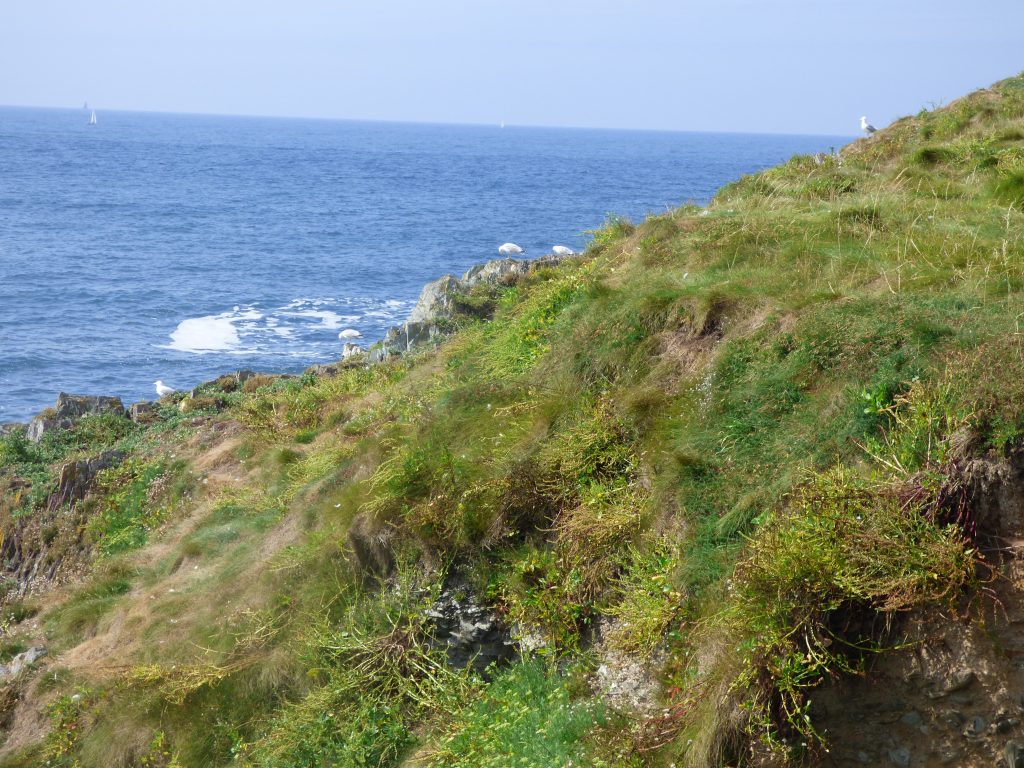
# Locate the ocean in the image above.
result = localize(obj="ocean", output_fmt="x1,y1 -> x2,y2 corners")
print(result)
0,106 -> 848,423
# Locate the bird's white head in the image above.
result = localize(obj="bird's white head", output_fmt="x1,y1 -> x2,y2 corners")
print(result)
155,380 -> 162,386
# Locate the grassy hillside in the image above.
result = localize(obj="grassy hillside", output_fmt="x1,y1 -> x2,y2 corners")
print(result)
1,72 -> 1023,767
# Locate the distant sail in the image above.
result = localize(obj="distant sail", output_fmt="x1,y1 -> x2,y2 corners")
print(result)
87,110 -> 97,126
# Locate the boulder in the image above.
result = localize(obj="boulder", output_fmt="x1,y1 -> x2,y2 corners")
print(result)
407,274 -> 463,325
27,393 -> 126,443
341,342 -> 363,360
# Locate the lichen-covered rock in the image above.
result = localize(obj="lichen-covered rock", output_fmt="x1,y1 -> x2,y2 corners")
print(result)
26,393 -> 126,443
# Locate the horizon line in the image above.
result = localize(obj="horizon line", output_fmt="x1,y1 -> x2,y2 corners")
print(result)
0,101 -> 857,140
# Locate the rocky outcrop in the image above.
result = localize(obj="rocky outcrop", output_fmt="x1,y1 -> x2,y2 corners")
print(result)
0,647 -> 46,680
369,253 -> 570,362
424,584 -> 515,674
48,450 -> 124,511
26,393 -> 126,443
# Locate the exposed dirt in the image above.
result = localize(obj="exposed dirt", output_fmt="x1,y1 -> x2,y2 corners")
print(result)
801,451 -> 1024,768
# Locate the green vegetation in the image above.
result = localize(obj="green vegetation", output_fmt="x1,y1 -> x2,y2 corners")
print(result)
0,73 -> 1023,767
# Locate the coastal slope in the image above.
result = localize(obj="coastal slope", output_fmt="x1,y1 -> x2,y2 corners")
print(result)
0,73 -> 1023,767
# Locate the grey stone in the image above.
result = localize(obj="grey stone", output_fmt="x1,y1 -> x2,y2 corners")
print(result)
27,393 -> 126,443
888,746 -> 911,766
962,714 -> 986,738
0,423 -> 26,437
425,583 -> 514,674
341,342 -> 363,360
0,646 -> 46,678
899,711 -> 923,727
407,274 -> 465,324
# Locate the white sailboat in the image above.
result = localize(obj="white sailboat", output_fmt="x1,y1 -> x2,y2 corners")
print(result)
87,110 -> 97,126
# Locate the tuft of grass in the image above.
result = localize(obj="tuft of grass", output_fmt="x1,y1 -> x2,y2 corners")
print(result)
724,468 -> 974,755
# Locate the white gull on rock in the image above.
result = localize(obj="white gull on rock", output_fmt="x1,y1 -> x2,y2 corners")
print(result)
338,328 -> 362,339
551,245 -> 575,256
498,242 -> 525,257
154,380 -> 177,398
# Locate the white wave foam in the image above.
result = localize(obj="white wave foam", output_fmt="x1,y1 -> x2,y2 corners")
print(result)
168,315 -> 243,353
163,297 -> 411,356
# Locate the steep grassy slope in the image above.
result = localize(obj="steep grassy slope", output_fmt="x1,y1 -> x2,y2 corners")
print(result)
1,73 -> 1023,767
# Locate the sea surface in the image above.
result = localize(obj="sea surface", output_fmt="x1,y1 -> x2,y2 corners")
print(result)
0,106 -> 849,423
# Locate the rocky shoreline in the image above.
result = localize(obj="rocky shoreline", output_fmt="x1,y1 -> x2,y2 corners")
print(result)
2,251 -> 573,441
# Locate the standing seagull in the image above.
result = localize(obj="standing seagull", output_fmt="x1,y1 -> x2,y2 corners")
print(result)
498,243 -> 525,257
154,380 -> 177,398
860,116 -> 877,136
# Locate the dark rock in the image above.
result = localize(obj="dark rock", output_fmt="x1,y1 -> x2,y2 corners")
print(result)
27,393 -> 126,443
887,746 -> 910,766
899,710 -> 922,727
424,584 -> 514,674
0,646 -> 46,678
49,450 -> 124,510
962,714 -> 986,738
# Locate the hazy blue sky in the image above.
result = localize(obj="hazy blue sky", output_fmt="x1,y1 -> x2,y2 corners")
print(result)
2,1 -> 1021,134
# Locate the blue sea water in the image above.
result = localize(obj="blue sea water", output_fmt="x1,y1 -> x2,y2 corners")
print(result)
0,106 -> 849,423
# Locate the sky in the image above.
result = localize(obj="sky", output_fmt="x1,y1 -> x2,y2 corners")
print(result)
1,1 -> 1022,135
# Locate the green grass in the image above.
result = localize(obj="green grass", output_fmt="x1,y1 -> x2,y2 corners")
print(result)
426,660 -> 603,768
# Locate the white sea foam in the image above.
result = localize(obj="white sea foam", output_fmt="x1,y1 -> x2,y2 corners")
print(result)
168,315 -> 243,353
164,298 -> 413,356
